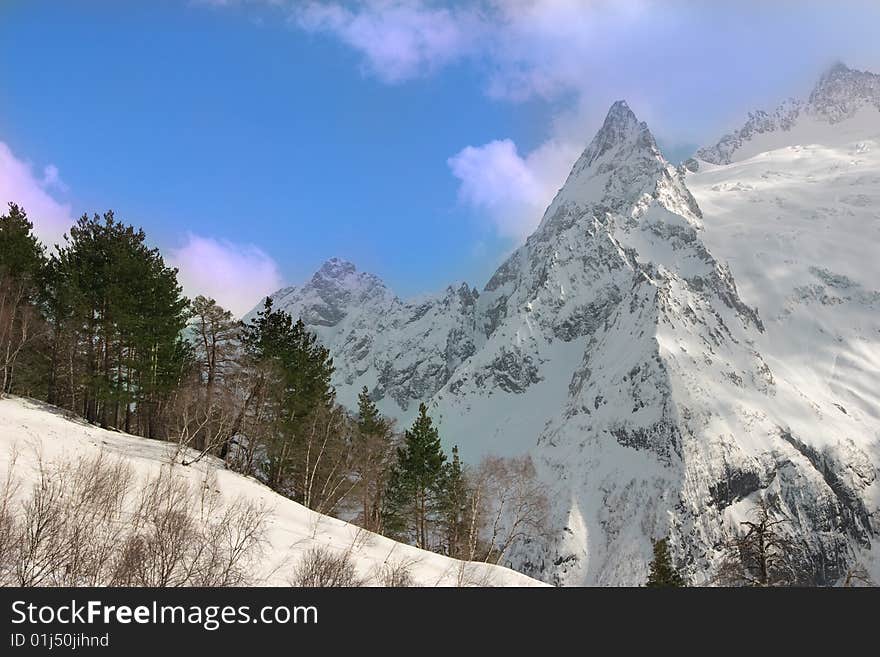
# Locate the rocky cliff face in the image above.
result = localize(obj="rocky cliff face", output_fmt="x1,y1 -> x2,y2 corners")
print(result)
257,67 -> 880,585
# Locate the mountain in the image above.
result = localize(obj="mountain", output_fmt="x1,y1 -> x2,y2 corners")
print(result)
0,396 -> 544,587
696,62 -> 880,165
257,67 -> 880,586
440,99 -> 797,585
251,257 -> 479,420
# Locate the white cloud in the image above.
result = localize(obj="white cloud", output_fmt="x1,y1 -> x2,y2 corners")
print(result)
448,137 -> 580,240
481,0 -> 651,101
39,164 -> 69,192
287,1 -> 652,241
0,141 -> 74,248
289,0 -> 651,96
201,0 -> 880,244
296,1 -> 477,83
169,233 -> 283,317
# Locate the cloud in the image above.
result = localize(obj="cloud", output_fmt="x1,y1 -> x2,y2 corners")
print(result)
169,234 -> 284,317
448,137 -> 580,240
1,136 -> 282,316
480,0 -> 651,101
287,1 -> 653,241
296,1 -> 477,83
288,1 -> 651,96
202,0 -> 880,244
0,141 -> 74,248
214,1 -> 880,123
39,164 -> 69,193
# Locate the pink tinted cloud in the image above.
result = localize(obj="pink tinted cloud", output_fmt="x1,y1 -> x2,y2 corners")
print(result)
1,138 -> 282,315
0,141 -> 74,248
169,233 -> 284,317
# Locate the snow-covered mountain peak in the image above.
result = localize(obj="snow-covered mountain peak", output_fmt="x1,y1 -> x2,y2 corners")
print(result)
310,257 -> 387,294
583,100 -> 657,163
260,260 -> 481,417
444,281 -> 480,305
266,258 -> 394,328
561,100 -> 661,190
540,100 -> 701,230
315,256 -> 358,279
697,63 -> 880,165
807,61 -> 880,122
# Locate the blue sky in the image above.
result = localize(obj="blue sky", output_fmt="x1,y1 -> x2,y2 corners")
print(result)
2,1 -> 880,314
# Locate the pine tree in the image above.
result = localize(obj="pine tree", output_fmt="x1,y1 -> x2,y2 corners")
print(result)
646,536 -> 685,587
440,445 -> 472,558
384,403 -> 447,549
354,386 -> 393,532
0,203 -> 44,278
240,298 -> 336,493
356,385 -> 383,436
43,211 -> 188,434
241,298 -> 334,418
0,203 -> 48,395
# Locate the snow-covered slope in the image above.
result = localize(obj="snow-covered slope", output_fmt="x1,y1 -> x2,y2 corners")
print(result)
0,396 -> 544,587
258,65 -> 880,586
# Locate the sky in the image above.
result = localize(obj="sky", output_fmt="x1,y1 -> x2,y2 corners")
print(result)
2,0 -> 880,315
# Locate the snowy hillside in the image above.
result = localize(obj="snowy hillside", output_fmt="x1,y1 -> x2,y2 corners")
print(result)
256,64 -> 880,586
0,396 -> 544,587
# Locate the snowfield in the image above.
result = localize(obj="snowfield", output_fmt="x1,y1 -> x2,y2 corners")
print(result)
0,395 -> 545,587
689,115 -> 880,454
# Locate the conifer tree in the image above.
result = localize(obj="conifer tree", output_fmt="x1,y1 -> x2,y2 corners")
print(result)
384,403 -> 447,549
0,203 -> 47,395
440,445 -> 472,558
356,385 -> 383,436
240,298 -> 335,492
43,211 -> 188,434
354,386 -> 394,532
646,536 -> 685,587
0,203 -> 44,279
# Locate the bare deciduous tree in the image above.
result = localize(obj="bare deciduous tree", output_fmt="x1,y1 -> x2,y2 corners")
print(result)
0,450 -> 269,587
841,564 -> 874,587
0,273 -> 45,396
189,296 -> 241,448
469,455 -> 550,565
714,498 -> 803,587
1,204 -> 47,398
168,375 -> 242,467
373,559 -> 415,587
289,547 -> 366,587
297,404 -> 360,517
